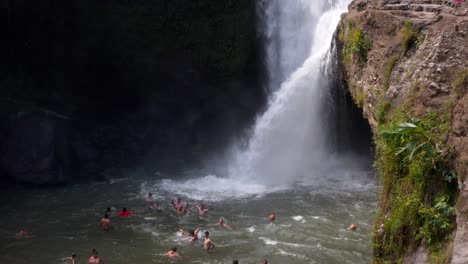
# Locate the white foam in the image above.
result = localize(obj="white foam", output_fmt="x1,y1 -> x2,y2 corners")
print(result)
292,215 -> 303,221
156,175 -> 285,201
259,237 -> 310,248
248,226 -> 256,233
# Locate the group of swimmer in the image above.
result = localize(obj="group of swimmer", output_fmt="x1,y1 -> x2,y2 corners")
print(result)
61,249 -> 100,264
15,192 -> 359,263
98,193 -> 271,262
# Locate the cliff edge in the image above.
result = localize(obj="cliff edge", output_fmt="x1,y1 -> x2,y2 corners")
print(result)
336,0 -> 467,263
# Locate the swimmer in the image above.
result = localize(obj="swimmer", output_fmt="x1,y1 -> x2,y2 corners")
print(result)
164,246 -> 180,259
175,202 -> 189,217
149,201 -> 160,211
15,230 -> 31,239
118,208 -> 132,217
204,231 -> 215,251
147,193 -> 154,201
179,228 -> 200,242
100,214 -> 112,231
61,253 -> 77,264
233,260 -> 239,264
171,197 -> 183,211
349,224 -> 357,231
195,204 -> 209,216
268,214 -> 275,221
211,218 -> 232,229
261,259 -> 268,264
88,249 -> 101,264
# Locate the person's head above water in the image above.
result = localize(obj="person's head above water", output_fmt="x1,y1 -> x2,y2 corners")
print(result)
106,207 -> 111,212
104,213 -> 109,219
148,193 -> 153,197
204,231 -> 210,237
122,208 -> 127,212
233,260 -> 239,264
91,249 -> 98,257
71,253 -> 76,258
171,246 -> 177,252
261,259 -> 268,264
177,197 -> 181,203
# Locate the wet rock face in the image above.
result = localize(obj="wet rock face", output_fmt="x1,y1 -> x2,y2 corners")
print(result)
0,115 -> 100,185
1,116 -> 64,185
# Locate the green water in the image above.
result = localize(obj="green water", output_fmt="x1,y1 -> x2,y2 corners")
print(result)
0,174 -> 377,264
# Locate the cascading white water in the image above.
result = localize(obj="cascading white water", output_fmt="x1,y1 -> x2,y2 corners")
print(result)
230,0 -> 351,186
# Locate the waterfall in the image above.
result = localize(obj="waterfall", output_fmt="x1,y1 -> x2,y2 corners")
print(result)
229,0 -> 352,186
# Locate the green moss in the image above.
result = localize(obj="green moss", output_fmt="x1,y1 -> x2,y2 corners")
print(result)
383,56 -> 400,91
353,87 -> 367,108
428,235 -> 454,264
400,20 -> 420,55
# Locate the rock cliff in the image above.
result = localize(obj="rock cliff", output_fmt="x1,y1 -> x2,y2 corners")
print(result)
336,0 -> 467,262
0,1 -> 263,185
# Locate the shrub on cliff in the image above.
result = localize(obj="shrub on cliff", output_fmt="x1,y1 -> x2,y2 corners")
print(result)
339,22 -> 372,64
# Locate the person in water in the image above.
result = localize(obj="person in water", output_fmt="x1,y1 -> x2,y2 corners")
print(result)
149,201 -> 160,211
261,259 -> 268,264
233,260 -> 239,264
100,214 -> 112,231
147,193 -> 154,201
119,207 -> 132,216
164,246 -> 180,259
172,197 -> 184,211
195,204 -> 209,216
204,231 -> 215,251
15,230 -> 31,239
173,200 -> 189,216
211,218 -> 232,229
61,253 -> 77,264
179,228 -> 200,242
88,249 -> 101,264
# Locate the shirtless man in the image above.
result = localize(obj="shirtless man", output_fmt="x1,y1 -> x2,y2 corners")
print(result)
61,253 -> 77,264
174,201 -> 189,216
211,218 -> 232,229
164,246 -> 180,259
204,231 -> 215,251
88,249 -> 101,264
172,197 -> 183,211
195,204 -> 209,216
100,214 -> 112,231
179,228 -> 200,242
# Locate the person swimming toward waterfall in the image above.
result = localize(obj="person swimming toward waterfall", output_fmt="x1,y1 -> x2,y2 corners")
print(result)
164,246 -> 181,259
179,228 -> 200,242
210,218 -> 232,229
